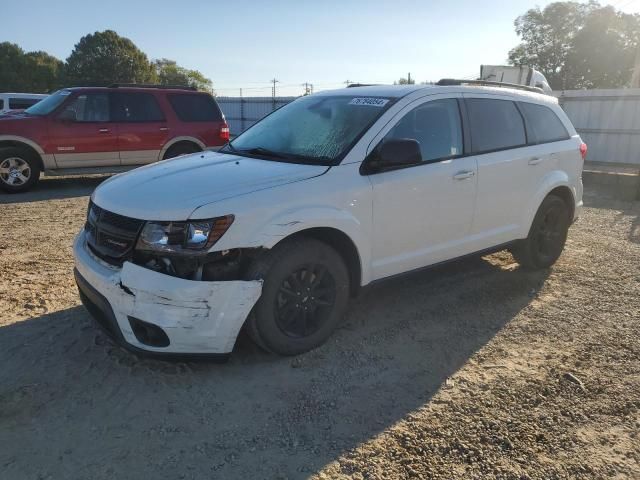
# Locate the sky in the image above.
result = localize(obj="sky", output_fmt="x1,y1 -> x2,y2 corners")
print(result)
3,0 -> 640,96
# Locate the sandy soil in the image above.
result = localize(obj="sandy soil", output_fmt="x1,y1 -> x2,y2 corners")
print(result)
0,177 -> 638,479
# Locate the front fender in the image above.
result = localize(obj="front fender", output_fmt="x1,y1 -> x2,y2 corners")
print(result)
214,206 -> 371,285
519,170 -> 575,238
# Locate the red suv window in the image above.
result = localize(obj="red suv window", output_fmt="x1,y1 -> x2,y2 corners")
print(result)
167,93 -> 223,122
112,92 -> 165,122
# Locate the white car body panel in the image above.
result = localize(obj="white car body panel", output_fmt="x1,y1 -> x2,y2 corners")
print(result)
74,84 -> 584,355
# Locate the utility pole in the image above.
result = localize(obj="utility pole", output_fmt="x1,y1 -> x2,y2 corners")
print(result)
270,78 -> 279,98
302,82 -> 313,95
407,72 -> 412,84
270,78 -> 279,111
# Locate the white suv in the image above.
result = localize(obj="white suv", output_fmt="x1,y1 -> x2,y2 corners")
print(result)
0,93 -> 47,113
73,82 -> 585,359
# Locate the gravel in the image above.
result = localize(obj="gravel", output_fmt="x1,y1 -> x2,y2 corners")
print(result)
0,177 -> 638,479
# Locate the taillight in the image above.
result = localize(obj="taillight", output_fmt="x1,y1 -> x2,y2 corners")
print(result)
219,124 -> 230,142
579,142 -> 587,161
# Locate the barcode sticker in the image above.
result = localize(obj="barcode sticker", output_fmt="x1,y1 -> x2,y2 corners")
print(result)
348,97 -> 389,107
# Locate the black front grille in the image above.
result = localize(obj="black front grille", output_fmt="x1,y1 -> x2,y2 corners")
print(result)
85,201 -> 144,265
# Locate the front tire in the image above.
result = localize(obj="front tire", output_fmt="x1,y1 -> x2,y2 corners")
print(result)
0,147 -> 40,193
245,237 -> 350,355
511,194 -> 571,269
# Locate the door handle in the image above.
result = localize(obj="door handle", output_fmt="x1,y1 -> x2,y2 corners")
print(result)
528,157 -> 543,165
98,128 -> 110,133
453,170 -> 475,180
159,127 -> 169,131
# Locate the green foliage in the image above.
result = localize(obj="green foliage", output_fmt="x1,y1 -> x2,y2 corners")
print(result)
64,30 -> 156,86
0,31 -> 215,94
0,42 -> 62,93
509,1 -> 640,89
153,58 -> 213,92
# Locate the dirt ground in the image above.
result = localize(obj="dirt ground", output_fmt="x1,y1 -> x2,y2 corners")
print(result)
0,177 -> 638,480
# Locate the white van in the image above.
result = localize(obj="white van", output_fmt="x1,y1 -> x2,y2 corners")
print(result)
73,81 -> 586,359
0,93 -> 47,113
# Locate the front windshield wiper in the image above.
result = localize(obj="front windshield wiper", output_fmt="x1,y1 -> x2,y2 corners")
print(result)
239,147 -> 289,160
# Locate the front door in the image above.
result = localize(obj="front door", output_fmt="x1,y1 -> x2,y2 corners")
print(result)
49,92 -> 119,168
364,96 -> 478,280
111,92 -> 169,165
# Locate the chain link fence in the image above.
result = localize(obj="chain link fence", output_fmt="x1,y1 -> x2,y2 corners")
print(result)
217,96 -> 297,136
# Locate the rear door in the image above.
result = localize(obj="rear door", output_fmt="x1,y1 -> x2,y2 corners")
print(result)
463,95 -> 534,249
49,92 -> 119,168
111,92 -> 169,165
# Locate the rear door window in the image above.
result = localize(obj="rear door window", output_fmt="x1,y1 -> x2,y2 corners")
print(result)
168,93 -> 223,122
112,92 -> 165,122
466,98 -> 526,154
519,102 -> 570,144
9,98 -> 41,110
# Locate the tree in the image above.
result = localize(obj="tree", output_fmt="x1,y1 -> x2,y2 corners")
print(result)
153,58 -> 213,92
0,42 -> 63,92
65,30 -> 156,86
394,75 -> 415,85
23,51 -> 64,92
508,2 -> 640,89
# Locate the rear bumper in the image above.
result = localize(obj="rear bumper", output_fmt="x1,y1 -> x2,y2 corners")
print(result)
73,231 -> 263,357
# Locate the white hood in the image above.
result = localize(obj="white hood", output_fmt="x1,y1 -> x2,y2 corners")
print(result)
91,151 -> 328,220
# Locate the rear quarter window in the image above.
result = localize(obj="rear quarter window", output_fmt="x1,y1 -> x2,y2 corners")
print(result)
466,98 -> 526,154
519,102 -> 570,144
168,93 -> 223,122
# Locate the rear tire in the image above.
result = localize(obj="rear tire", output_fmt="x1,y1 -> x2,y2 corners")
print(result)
510,194 -> 571,270
245,237 -> 350,356
0,147 -> 40,193
162,143 -> 201,160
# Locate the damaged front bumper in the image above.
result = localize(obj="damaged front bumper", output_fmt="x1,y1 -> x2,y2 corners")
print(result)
73,231 -> 263,357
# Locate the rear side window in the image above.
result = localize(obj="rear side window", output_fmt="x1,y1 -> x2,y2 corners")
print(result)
112,93 -> 165,122
466,98 -> 526,154
0,99 -> 4,110
168,94 -> 223,122
9,98 -> 41,110
519,102 -> 570,144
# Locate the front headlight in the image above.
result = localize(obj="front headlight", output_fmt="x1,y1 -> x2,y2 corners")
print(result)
135,215 -> 234,254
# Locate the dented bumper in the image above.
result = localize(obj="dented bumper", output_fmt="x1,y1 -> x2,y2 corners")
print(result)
73,231 -> 263,356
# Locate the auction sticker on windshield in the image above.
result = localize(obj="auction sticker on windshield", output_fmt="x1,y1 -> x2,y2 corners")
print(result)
348,97 -> 389,107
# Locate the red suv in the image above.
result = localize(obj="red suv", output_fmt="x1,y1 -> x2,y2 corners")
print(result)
0,84 -> 229,193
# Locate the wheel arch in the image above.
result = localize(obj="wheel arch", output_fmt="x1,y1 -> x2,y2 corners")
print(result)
521,172 -> 576,238
159,137 -> 205,160
0,137 -> 45,171
273,227 -> 363,297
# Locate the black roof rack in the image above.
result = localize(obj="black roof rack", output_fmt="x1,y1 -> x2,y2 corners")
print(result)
108,83 -> 197,91
346,83 -> 378,88
435,78 -> 544,94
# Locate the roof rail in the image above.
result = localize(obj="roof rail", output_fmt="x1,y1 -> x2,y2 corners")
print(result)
346,83 -> 378,88
107,83 -> 197,91
435,78 -> 544,94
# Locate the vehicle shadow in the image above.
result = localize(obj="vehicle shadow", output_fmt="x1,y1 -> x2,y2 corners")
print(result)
0,254 -> 548,479
0,175 -> 108,204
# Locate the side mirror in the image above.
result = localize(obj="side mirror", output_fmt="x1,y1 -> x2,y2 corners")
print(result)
366,138 -> 422,173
